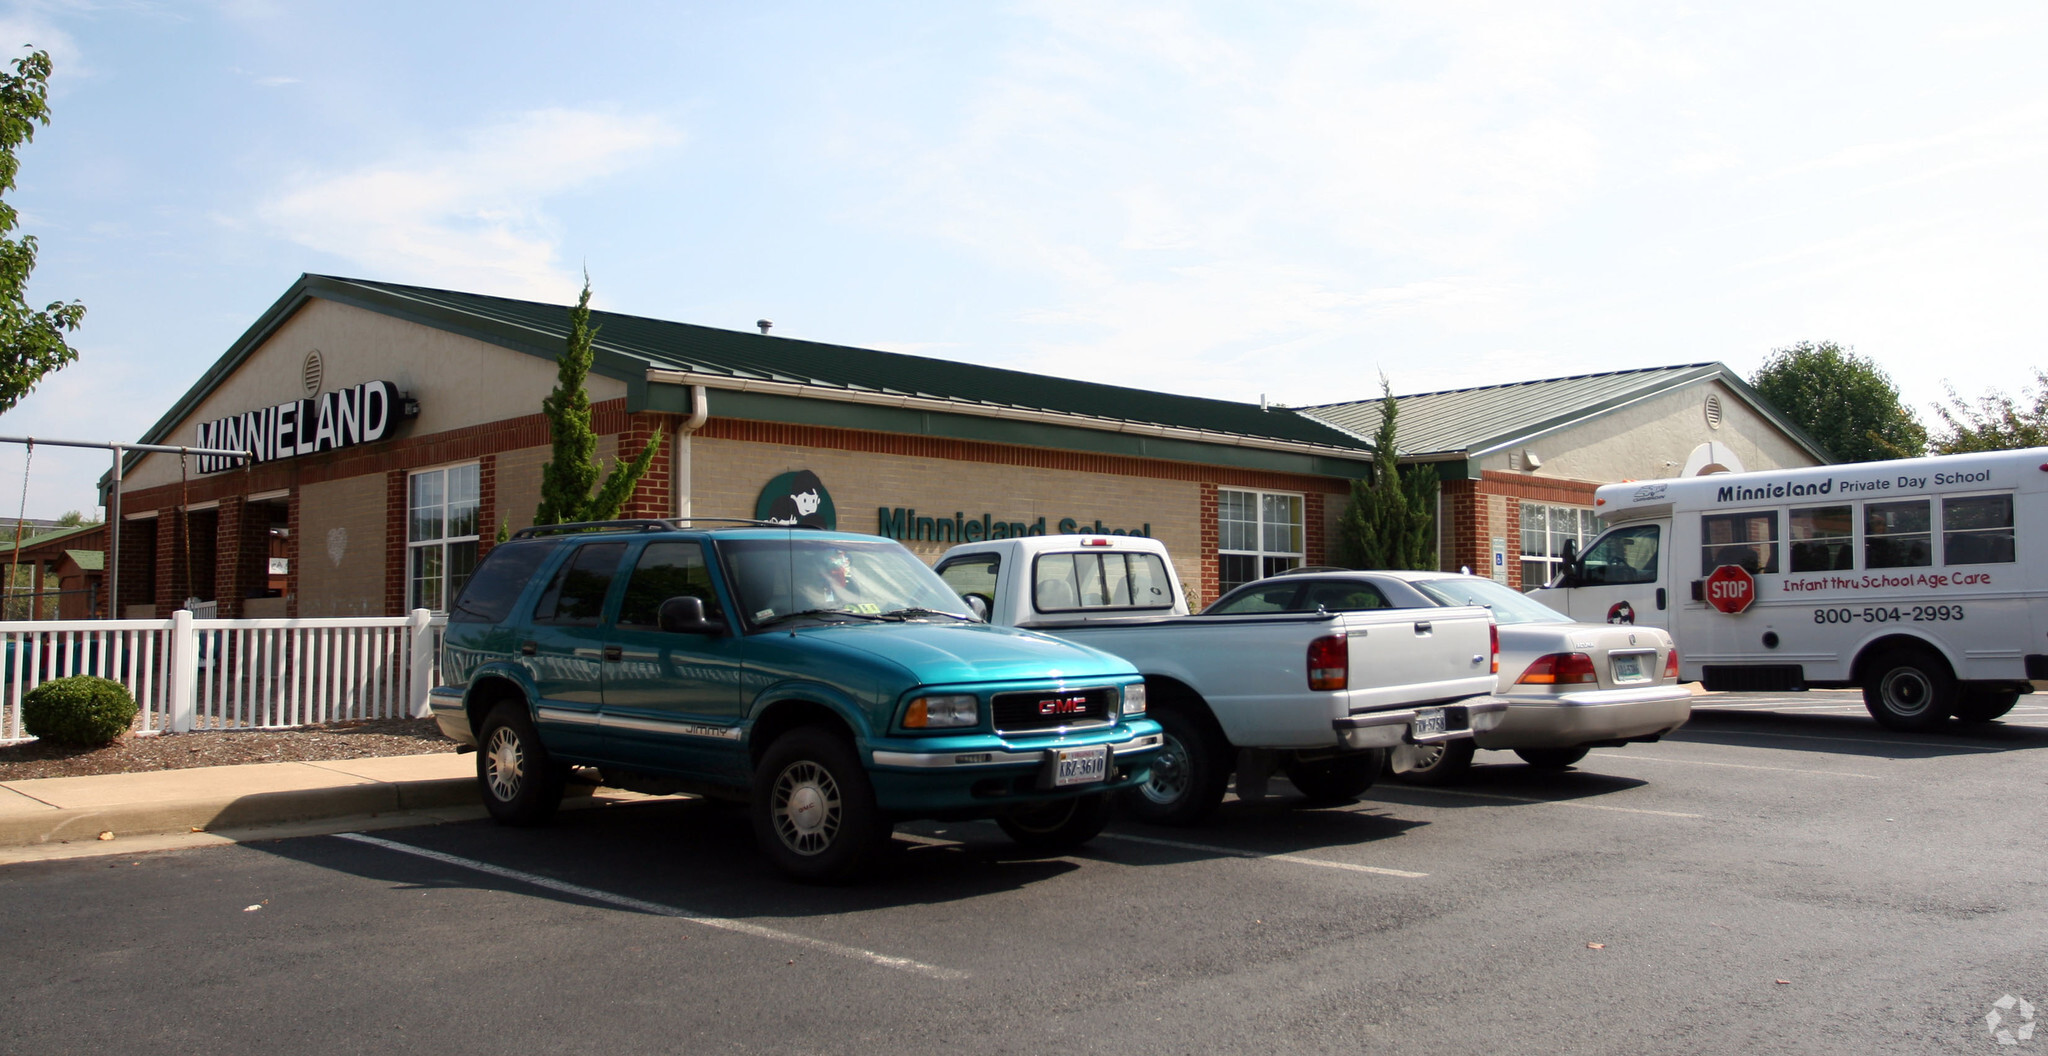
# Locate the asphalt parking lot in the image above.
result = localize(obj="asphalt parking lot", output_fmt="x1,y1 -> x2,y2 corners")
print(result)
5,690 -> 2046,1056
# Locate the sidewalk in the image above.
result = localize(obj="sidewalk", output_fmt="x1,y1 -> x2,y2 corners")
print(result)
0,753 -> 518,859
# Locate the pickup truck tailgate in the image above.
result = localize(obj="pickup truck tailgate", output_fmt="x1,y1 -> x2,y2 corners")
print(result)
1337,605 -> 1497,712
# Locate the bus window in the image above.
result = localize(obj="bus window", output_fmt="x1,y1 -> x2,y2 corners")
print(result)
1943,495 -> 2015,565
1579,525 -> 1660,586
1866,500 -> 1932,568
1789,506 -> 1855,572
1701,511 -> 1778,575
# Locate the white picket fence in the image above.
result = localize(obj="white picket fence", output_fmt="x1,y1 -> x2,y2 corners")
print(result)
0,610 -> 445,743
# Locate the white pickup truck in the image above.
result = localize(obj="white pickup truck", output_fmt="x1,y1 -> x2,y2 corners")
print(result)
936,535 -> 1504,824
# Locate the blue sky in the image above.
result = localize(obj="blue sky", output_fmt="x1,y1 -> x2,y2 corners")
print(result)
0,1 -> 2043,517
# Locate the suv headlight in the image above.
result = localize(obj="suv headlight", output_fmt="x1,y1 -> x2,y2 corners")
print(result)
904,694 -> 979,729
1121,682 -> 1147,715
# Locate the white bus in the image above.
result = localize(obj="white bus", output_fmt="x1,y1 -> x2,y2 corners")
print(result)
1529,447 -> 2043,731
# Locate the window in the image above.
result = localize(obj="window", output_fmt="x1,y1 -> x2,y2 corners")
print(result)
448,540 -> 553,624
1943,495 -> 2015,565
1207,581 -> 1302,615
1576,524 -> 1660,586
1520,503 -> 1600,587
937,555 -> 999,607
617,542 -> 723,629
532,542 -> 627,626
1033,551 -> 1176,612
1298,579 -> 1392,612
1865,500 -> 1931,569
1789,506 -> 1855,572
408,464 -> 480,612
1701,511 -> 1779,575
1218,489 -> 1303,593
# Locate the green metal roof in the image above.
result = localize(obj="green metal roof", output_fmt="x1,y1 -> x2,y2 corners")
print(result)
64,549 -> 104,571
1301,363 -> 1833,463
132,275 -> 1377,475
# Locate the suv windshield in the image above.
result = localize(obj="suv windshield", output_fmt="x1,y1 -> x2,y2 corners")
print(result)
721,536 -> 973,628
1410,576 -> 1571,625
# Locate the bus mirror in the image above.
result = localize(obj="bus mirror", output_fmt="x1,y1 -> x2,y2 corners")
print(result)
1559,539 -> 1581,585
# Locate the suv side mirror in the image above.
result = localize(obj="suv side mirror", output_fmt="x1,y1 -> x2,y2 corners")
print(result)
658,595 -> 726,635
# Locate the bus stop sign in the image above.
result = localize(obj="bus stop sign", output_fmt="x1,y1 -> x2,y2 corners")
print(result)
1704,564 -> 1756,614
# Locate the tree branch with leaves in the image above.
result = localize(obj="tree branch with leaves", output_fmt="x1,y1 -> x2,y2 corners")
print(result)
0,49 -> 84,414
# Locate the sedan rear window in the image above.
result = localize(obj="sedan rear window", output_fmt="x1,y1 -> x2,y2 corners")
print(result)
1411,577 -> 1571,625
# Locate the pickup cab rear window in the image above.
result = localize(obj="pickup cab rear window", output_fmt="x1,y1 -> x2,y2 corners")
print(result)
1033,551 -> 1175,612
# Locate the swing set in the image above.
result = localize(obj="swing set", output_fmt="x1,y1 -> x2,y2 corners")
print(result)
0,434 -> 254,618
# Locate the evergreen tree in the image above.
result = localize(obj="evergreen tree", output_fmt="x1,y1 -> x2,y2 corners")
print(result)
1334,376 -> 1437,570
533,279 -> 663,525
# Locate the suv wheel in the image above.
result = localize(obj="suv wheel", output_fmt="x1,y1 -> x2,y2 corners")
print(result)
477,702 -> 566,826
752,727 -> 889,883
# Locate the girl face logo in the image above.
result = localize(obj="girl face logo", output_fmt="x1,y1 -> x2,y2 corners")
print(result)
754,470 -> 836,530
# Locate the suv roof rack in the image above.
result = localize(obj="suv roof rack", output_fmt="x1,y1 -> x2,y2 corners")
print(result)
510,518 -> 816,540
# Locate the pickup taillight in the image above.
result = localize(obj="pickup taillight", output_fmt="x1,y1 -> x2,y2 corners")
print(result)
1516,652 -> 1599,685
1307,634 -> 1348,691
1490,624 -> 1500,675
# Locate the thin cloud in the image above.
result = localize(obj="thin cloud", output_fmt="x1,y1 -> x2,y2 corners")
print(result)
259,107 -> 681,300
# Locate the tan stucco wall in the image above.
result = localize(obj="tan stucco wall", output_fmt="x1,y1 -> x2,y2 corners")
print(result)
126,298 -> 625,491
1472,379 -> 1822,484
296,474 -> 387,617
491,437 -> 619,538
687,438 -> 1202,565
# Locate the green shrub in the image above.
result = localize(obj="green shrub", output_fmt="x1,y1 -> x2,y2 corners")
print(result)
22,675 -> 137,747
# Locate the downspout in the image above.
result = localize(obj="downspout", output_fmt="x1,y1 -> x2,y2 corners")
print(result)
674,385 -> 708,520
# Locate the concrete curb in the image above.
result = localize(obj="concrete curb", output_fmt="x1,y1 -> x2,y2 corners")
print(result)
0,754 -> 489,849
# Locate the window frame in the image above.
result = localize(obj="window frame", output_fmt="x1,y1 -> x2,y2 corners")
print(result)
406,462 -> 481,614
1217,488 -> 1304,595
1520,502 -> 1601,588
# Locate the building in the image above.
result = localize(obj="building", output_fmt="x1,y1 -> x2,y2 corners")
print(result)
1301,365 -> 1830,589
103,276 -> 1828,618
0,522 -> 109,619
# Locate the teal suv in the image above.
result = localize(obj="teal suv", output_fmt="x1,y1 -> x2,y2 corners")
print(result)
432,521 -> 1161,882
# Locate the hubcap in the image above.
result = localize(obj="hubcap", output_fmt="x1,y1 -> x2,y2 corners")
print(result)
1408,743 -> 1447,771
772,761 -> 842,856
485,726 -> 524,802
1882,668 -> 1933,717
1139,733 -> 1190,805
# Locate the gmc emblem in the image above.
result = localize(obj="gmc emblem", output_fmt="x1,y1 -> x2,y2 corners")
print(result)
1037,695 -> 1088,716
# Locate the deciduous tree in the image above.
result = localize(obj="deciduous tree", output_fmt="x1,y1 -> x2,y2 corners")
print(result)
1333,376 -> 1437,570
533,279 -> 662,525
0,49 -> 84,414
1931,369 -> 2048,453
1750,341 -> 1925,462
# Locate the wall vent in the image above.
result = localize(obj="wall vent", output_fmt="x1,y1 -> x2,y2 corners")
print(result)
1704,392 -> 1724,430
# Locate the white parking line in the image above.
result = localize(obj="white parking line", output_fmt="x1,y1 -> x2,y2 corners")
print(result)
1586,751 -> 1879,779
334,833 -> 967,980
897,829 -> 1428,878
1372,787 -> 1704,818
1095,832 -> 1429,877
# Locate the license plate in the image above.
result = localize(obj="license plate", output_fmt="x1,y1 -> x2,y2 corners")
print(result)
1052,745 -> 1109,786
1611,654 -> 1646,683
1411,708 -> 1446,738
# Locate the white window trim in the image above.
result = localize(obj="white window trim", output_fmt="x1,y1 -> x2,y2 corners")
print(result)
407,462 -> 481,613
1519,501 -> 1599,588
1217,487 -> 1304,592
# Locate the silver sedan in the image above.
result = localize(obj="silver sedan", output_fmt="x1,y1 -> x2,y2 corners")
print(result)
1203,570 -> 1692,783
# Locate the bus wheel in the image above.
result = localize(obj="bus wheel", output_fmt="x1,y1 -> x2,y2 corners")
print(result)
1863,649 -> 1956,732
1951,688 -> 2020,723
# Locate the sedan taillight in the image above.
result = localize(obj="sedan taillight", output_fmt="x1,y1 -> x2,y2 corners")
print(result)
1516,652 -> 1599,685
1664,646 -> 1680,680
1307,634 -> 1348,691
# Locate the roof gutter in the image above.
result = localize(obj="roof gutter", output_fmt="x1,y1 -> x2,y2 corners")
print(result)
643,369 -> 1374,462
